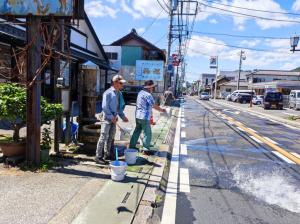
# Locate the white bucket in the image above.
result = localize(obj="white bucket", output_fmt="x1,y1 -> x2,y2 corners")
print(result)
110,161 -> 127,181
124,149 -> 138,165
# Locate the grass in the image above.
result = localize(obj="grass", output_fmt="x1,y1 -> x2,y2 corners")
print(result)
0,135 -> 13,143
19,159 -> 59,172
287,115 -> 300,121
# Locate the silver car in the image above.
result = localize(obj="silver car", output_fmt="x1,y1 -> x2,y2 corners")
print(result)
200,92 -> 209,100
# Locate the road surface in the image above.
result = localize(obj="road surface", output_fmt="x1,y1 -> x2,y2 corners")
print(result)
161,97 -> 300,224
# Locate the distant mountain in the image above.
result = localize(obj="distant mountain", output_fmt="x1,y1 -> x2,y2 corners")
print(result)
291,67 -> 300,72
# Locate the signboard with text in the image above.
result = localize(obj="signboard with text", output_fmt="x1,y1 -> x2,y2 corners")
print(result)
210,56 -> 218,69
136,60 -> 164,81
0,0 -> 74,17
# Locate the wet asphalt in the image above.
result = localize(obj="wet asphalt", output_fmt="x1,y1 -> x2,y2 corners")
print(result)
175,98 -> 300,224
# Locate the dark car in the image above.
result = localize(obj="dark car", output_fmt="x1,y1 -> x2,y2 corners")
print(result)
237,94 -> 252,104
263,92 -> 283,110
122,85 -> 143,104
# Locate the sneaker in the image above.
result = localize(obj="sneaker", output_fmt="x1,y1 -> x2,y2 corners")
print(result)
95,157 -> 108,165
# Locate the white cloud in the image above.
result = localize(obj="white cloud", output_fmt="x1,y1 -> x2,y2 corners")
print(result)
121,0 -> 141,19
292,0 -> 300,11
265,39 -> 290,48
240,39 -> 261,47
187,35 -> 300,71
209,19 -> 218,24
132,0 -> 168,18
136,27 -> 146,34
203,0 -> 300,30
85,1 -> 118,18
187,35 -> 228,57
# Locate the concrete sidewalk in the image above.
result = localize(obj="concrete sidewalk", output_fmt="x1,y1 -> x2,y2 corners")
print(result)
210,99 -> 300,129
0,104 -> 176,224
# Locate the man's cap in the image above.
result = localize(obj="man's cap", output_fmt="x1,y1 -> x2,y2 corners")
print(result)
143,80 -> 156,89
112,74 -> 126,83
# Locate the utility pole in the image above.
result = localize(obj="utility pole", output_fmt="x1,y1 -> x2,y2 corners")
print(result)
213,56 -> 218,100
164,0 -> 173,91
26,16 -> 41,165
237,50 -> 245,90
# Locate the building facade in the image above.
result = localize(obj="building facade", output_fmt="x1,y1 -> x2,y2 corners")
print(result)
104,29 -> 166,93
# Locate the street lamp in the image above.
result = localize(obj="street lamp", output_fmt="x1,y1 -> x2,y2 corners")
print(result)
290,35 -> 300,52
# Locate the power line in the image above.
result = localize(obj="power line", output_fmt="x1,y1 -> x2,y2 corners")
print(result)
199,2 -> 300,24
192,30 -> 289,40
141,10 -> 163,37
189,37 -> 288,53
154,32 -> 167,45
201,0 -> 300,16
156,0 -> 170,14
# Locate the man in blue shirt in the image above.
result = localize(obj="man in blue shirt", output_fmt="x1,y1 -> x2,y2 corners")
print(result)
96,75 -> 128,164
129,80 -> 166,153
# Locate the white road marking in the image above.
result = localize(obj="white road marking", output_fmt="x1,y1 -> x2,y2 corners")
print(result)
227,121 -> 235,125
181,131 -> 186,138
179,168 -> 190,193
283,124 -> 299,130
161,108 -> 181,224
291,152 -> 300,159
272,151 -> 296,164
250,136 -> 263,144
263,136 -> 279,145
180,144 -> 187,155
236,127 -> 245,132
247,128 -> 257,133
181,118 -> 185,122
181,123 -> 186,128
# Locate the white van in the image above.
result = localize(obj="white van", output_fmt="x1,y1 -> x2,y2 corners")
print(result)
289,90 -> 300,110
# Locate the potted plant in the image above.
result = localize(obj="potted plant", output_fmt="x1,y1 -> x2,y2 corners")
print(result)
40,127 -> 52,162
0,83 -> 62,157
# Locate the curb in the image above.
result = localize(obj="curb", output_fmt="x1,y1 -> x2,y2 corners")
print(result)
132,108 -> 178,224
211,99 -> 300,129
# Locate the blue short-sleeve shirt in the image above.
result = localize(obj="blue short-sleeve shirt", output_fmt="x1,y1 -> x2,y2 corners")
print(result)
135,90 -> 155,120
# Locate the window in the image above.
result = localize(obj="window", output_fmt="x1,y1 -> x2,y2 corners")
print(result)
106,52 -> 118,60
205,78 -> 208,85
226,88 -> 231,92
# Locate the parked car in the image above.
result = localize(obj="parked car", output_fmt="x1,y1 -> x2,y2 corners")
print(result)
252,95 -> 264,105
200,92 -> 209,100
226,94 -> 232,101
122,85 -> 143,104
263,92 -> 283,110
289,90 -> 300,110
237,94 -> 252,104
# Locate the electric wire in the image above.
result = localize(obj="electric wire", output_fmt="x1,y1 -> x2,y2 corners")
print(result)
141,10 -> 163,37
201,0 -> 300,16
199,2 -> 300,24
156,0 -> 170,14
192,30 -> 289,40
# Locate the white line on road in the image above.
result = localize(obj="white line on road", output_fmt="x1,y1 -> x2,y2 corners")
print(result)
179,168 -> 190,193
263,136 -> 279,145
161,108 -> 181,224
291,152 -> 300,159
247,128 -> 257,133
181,118 -> 185,122
250,136 -> 263,144
181,131 -> 186,138
272,151 -> 296,164
180,144 -> 187,155
236,127 -> 245,132
181,123 -> 186,128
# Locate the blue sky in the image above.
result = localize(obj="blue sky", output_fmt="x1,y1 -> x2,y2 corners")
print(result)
85,0 -> 300,81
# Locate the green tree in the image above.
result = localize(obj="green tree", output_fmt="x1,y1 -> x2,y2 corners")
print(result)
0,83 -> 62,142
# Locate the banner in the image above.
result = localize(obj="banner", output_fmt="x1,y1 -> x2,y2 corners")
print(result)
0,0 -> 74,17
210,56 -> 218,69
136,60 -> 164,81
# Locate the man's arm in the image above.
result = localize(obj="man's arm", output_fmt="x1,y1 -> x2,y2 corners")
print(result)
102,92 -> 114,121
153,104 -> 166,113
